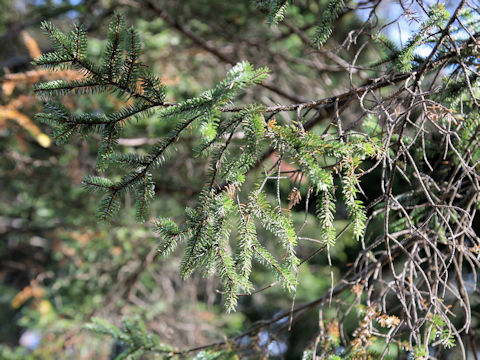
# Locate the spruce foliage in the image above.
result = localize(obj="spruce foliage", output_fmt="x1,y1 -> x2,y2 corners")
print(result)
256,0 -> 290,25
33,14 -> 379,312
312,0 -> 345,48
396,4 -> 449,72
258,0 -> 347,49
85,317 -> 174,359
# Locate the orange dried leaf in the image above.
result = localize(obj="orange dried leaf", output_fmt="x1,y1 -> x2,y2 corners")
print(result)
0,107 -> 51,147
21,31 -> 42,59
351,283 -> 363,296
287,187 -> 302,209
2,81 -> 15,96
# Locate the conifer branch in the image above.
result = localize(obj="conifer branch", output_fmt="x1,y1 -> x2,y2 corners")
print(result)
19,0 -> 480,356
32,6 -> 480,343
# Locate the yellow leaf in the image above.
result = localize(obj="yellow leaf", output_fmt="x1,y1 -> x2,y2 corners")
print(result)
37,300 -> 53,315
0,107 -> 51,147
36,133 -> 51,148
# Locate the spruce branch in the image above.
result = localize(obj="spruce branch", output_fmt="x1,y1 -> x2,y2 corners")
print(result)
24,0 -> 480,357
85,317 -> 174,359
312,0 -> 345,48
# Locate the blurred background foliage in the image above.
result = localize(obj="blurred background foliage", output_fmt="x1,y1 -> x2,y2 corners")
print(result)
0,0 -> 471,359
